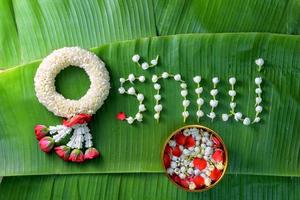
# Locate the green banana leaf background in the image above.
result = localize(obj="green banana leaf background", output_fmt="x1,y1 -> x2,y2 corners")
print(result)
0,0 -> 300,199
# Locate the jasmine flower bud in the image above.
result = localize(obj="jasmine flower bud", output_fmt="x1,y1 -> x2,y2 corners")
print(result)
182,100 -> 190,107
182,111 -> 189,118
127,87 -> 136,95
197,98 -> 204,105
196,110 -> 204,117
119,78 -> 125,83
167,168 -> 174,175
180,83 -> 187,89
150,59 -> 158,65
229,77 -> 236,85
162,72 -> 169,78
255,105 -> 263,113
210,89 -> 218,96
141,62 -> 149,70
154,94 -> 161,101
255,88 -> 262,94
254,117 -> 261,123
135,113 -> 143,122
181,90 -> 188,97
209,100 -> 218,107
228,90 -> 236,97
234,112 -> 242,120
118,87 -> 125,94
138,76 -> 145,82
256,97 -> 262,104
207,112 -> 216,119
230,102 -> 236,109
132,54 -> 140,62
154,104 -> 162,112
127,117 -> 134,124
137,93 -> 144,101
243,117 -> 251,125
138,104 -> 146,112
154,113 -> 160,120
222,114 -> 229,121
152,75 -> 158,83
255,58 -> 264,67
195,87 -> 203,94
193,76 -> 201,83
128,74 -> 135,82
174,74 -> 181,81
154,83 -> 161,90
212,77 -> 219,84
255,77 -> 262,85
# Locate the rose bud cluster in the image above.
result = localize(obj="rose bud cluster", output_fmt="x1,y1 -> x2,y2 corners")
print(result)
163,127 -> 226,191
34,114 -> 100,163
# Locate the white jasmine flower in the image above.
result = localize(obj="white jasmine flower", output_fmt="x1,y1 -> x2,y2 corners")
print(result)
183,149 -> 190,155
193,76 -> 201,83
255,77 -> 262,85
182,100 -> 190,107
162,72 -> 169,78
228,90 -> 236,97
174,74 -> 181,81
243,117 -> 251,125
141,62 -> 149,70
127,117 -> 134,124
154,104 -> 163,112
230,102 -> 236,109
152,75 -> 158,83
222,114 -> 229,121
255,105 -> 263,113
255,88 -> 262,94
234,112 -> 242,121
194,169 -> 200,176
216,162 -> 224,170
179,173 -> 186,179
256,97 -> 262,104
212,77 -> 219,84
119,78 -> 125,83
138,104 -> 146,112
196,110 -> 204,117
132,54 -> 140,62
196,98 -> 204,105
187,168 -> 194,175
135,113 -> 143,122
128,74 -> 135,82
118,87 -> 125,94
127,87 -> 136,95
154,113 -> 160,120
204,178 -> 211,186
229,77 -> 236,85
138,76 -> 145,82
167,168 -> 174,175
207,112 -> 216,119
181,90 -> 188,97
253,117 -> 261,123
174,168 -> 180,174
209,100 -> 218,108
154,94 -> 161,101
189,182 -> 196,190
150,59 -> 158,65
255,58 -> 264,66
210,89 -> 218,96
180,166 -> 186,173
137,93 -> 144,101
170,161 -> 177,169
154,83 -> 161,90
182,111 -> 189,118
180,83 -> 187,89
168,140 -> 176,147
195,87 -> 203,94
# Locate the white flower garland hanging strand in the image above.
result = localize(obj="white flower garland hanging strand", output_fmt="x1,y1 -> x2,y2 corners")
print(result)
118,74 -> 146,124
132,54 -> 159,70
207,77 -> 219,121
193,76 -> 204,121
152,72 -> 190,123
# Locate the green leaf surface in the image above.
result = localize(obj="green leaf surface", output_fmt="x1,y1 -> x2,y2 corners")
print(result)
1,0 -> 300,68
0,33 -> 300,176
1,173 -> 300,200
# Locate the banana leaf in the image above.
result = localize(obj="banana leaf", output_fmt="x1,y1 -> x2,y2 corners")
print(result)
1,0 -> 300,68
0,173 -> 299,200
0,33 -> 300,176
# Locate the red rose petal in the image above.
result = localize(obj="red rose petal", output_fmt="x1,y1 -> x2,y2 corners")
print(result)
172,146 -> 182,157
164,145 -> 172,154
212,136 -> 221,147
163,153 -> 171,168
175,132 -> 186,145
180,178 -> 189,188
212,149 -> 224,162
185,135 -> 196,148
172,175 -> 181,183
210,168 -> 222,181
116,112 -> 126,121
193,158 -> 207,170
192,176 -> 204,188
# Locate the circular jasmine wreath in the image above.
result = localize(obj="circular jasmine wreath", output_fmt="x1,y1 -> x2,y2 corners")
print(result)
34,47 -> 110,163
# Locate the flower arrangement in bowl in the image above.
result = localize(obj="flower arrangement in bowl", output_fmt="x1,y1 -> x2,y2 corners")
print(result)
162,125 -> 228,192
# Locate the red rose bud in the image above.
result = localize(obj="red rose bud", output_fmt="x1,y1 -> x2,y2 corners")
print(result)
38,136 -> 54,153
163,153 -> 171,168
116,112 -> 126,121
63,114 -> 92,127
185,135 -> 196,148
212,149 -> 224,162
172,145 -> 182,157
192,176 -> 204,188
84,147 -> 100,160
175,133 -> 186,145
210,168 -> 222,181
193,158 -> 207,170
212,136 -> 221,147
54,145 -> 71,161
69,149 -> 84,162
34,125 -> 49,140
